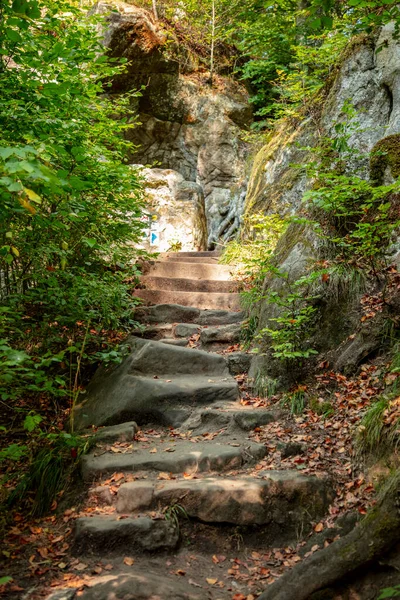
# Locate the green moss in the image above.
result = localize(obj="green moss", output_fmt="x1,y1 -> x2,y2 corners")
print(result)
244,125 -> 304,219
272,221 -> 311,267
370,134 -> 400,184
337,33 -> 375,66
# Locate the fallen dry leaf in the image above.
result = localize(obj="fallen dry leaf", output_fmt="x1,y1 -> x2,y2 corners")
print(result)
123,557 -> 135,566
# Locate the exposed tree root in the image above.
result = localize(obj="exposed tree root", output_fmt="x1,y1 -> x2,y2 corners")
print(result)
258,472 -> 400,600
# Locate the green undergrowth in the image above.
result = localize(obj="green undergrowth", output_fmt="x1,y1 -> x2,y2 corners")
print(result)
356,347 -> 400,458
281,386 -> 307,415
6,432 -> 93,517
220,213 -> 288,270
0,0 -> 148,519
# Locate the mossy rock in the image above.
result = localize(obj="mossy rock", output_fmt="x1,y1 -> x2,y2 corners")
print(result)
370,134 -> 400,184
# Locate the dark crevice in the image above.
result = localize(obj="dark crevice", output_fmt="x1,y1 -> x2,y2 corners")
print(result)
383,83 -> 394,121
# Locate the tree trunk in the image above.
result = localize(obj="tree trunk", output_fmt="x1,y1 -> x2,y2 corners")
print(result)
152,0 -> 158,20
209,0 -> 215,86
258,473 -> 400,600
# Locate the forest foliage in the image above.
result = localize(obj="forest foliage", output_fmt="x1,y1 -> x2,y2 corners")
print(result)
147,0 -> 400,124
0,0 -> 146,515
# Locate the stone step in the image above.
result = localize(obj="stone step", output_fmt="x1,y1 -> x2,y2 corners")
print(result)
134,289 -> 241,311
161,251 -> 221,258
160,255 -> 220,264
135,304 -> 245,326
73,515 -> 178,555
81,440 -> 266,480
140,275 -> 239,293
184,406 -> 279,433
144,260 -> 233,281
116,472 -> 334,528
159,338 -> 188,346
133,322 -> 242,345
76,373 -> 239,431
129,336 -> 231,375
74,338 -> 241,430
61,572 -> 202,600
200,322 -> 242,345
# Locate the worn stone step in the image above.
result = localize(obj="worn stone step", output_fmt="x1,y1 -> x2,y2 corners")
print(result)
140,275 -> 239,293
74,338 -> 240,430
60,572 -> 203,600
200,322 -> 242,345
159,338 -> 188,346
113,336 -> 231,376
134,289 -> 241,311
73,515 -> 178,555
135,304 -> 245,326
186,406 -> 279,432
116,472 -> 334,528
160,256 -> 220,264
144,260 -> 233,281
81,440 -> 266,480
161,250 -> 221,258
76,373 -> 239,431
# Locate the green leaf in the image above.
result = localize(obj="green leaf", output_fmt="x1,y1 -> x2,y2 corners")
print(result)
0,148 -> 15,160
0,577 -> 13,586
23,413 -> 43,432
8,182 -> 23,192
6,29 -> 22,42
83,238 -> 97,248
0,444 -> 26,461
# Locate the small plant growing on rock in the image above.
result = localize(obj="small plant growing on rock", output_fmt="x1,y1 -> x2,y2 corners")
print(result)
378,585 -> 400,599
282,386 -> 308,415
255,268 -> 321,364
164,503 -> 188,533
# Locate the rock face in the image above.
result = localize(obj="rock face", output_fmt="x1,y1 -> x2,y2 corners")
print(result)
245,32 -> 399,220
97,2 -> 252,249
138,167 -> 207,252
244,30 -> 400,385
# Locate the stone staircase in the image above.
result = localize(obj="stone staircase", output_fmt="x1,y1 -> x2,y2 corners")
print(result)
135,251 -> 241,310
64,252 -> 334,600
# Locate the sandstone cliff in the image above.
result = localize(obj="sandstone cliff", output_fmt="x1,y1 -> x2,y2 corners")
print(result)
244,25 -> 400,386
96,1 -> 252,250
